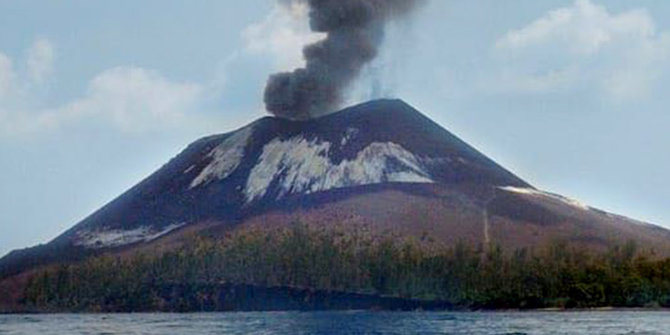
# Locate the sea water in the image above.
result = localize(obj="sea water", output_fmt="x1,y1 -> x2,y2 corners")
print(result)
1,311 -> 668,334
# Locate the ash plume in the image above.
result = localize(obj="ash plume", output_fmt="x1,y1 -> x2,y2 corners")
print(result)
264,0 -> 424,120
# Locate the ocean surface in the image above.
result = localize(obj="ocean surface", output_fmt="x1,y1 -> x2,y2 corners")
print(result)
0,311 -> 668,334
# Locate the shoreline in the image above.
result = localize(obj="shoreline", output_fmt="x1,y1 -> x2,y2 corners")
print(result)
4,306 -> 670,315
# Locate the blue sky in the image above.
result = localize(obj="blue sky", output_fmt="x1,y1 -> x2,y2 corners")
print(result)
1,0 -> 670,256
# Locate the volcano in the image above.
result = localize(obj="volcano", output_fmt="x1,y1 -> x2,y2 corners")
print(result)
2,99 -> 670,280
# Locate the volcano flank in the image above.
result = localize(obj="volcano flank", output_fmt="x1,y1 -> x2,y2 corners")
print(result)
2,99 -> 670,310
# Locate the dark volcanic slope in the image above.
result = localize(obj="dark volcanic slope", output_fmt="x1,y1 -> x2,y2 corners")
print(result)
60,99 -> 530,242
1,99 -> 669,278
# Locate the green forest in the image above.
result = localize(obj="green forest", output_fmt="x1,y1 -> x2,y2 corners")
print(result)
23,223 -> 670,312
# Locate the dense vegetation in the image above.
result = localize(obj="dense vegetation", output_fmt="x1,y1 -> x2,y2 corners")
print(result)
23,223 -> 670,312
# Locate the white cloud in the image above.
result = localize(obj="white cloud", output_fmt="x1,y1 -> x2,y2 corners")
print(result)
242,1 -> 324,71
491,0 -> 670,101
496,0 -> 654,56
0,39 -> 204,138
26,38 -> 54,84
63,67 -> 203,132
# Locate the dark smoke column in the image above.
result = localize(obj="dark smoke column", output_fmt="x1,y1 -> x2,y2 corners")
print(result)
264,0 -> 423,120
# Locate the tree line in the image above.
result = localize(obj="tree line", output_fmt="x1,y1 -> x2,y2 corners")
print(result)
23,222 -> 670,312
